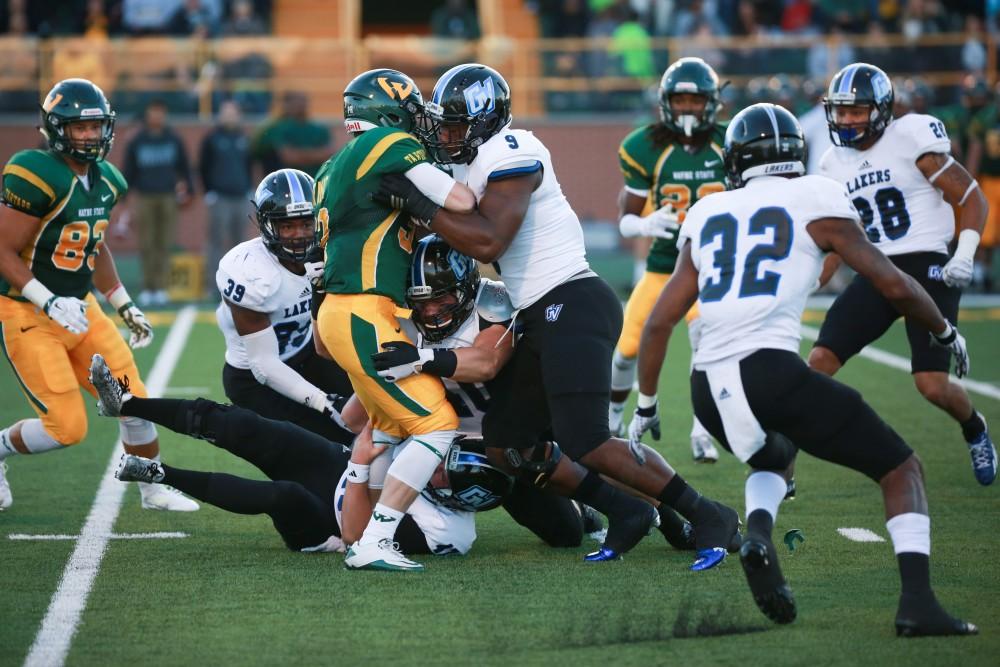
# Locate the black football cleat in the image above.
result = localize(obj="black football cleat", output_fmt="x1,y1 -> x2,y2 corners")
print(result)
693,500 -> 741,553
895,594 -> 978,637
784,477 -> 796,501
590,503 -> 658,561
576,502 -> 605,536
740,536 -> 796,624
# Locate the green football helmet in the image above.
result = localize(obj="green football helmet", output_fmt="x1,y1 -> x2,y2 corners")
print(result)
342,68 -> 427,135
39,78 -> 116,162
658,57 -> 722,137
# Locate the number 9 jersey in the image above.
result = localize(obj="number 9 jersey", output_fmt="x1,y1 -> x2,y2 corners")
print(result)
818,113 -> 954,256
0,148 -> 126,299
679,174 -> 859,366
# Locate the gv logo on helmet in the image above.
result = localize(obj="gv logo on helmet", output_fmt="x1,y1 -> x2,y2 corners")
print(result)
464,78 -> 496,115
456,485 -> 500,509
377,77 -> 414,100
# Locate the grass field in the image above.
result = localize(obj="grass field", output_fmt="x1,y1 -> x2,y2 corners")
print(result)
1,305 -> 998,666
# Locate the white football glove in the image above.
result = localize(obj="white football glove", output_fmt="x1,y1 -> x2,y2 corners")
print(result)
117,302 -> 153,349
620,206 -> 681,241
930,322 -> 970,378
45,296 -> 90,335
940,254 -> 974,288
628,403 -> 661,443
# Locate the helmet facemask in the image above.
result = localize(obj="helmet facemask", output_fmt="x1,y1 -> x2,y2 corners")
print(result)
43,113 -> 115,163
660,90 -> 716,137
421,101 -> 503,165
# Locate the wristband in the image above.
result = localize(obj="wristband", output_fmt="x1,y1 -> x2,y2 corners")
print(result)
345,462 -> 370,484
954,229 -> 981,262
105,283 -> 133,311
637,392 -> 657,410
421,349 -> 458,377
619,213 -> 642,238
933,321 -> 955,345
21,278 -> 56,310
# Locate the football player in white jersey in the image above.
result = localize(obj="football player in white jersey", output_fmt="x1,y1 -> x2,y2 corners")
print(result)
809,63 -> 996,486
215,168 -> 354,445
373,64 -> 740,569
632,103 -> 976,637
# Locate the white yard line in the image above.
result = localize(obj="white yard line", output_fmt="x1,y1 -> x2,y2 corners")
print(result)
9,532 -> 188,541
800,325 -> 1000,402
23,305 -> 197,667
837,527 -> 886,543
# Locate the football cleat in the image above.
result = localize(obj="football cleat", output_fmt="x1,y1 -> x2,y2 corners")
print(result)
691,435 -> 719,463
89,354 -> 132,417
584,545 -> 622,562
344,539 -> 424,572
740,536 -> 796,624
599,503 -> 659,558
574,501 -> 605,537
0,461 -> 11,510
895,593 -> 978,637
608,403 -> 625,438
966,415 -> 997,486
691,547 -> 727,571
115,454 -> 164,483
784,477 -> 797,500
138,482 -> 200,512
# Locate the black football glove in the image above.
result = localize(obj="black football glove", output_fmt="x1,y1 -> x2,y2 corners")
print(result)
371,173 -> 441,224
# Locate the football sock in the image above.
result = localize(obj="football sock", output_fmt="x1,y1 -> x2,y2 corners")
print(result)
610,350 -> 637,393
359,503 -> 405,546
960,409 -> 986,443
572,470 -> 647,520
656,474 -> 713,524
0,427 -> 15,459
887,513 -> 932,596
746,509 -> 774,540
896,552 -> 933,597
690,416 -> 711,440
657,505 -> 692,548
608,401 -> 625,434
744,471 -> 786,536
19,419 -> 63,455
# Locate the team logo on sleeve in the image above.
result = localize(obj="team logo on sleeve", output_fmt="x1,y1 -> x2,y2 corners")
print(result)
464,78 -> 496,115
545,303 -> 563,322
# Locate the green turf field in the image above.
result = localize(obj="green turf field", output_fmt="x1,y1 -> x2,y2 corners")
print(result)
1,307 -> 998,666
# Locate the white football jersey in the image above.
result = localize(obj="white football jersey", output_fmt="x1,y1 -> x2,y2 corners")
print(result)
333,465 -> 477,555
818,113 -> 954,256
679,175 -> 860,366
460,128 -> 591,309
215,238 -> 314,369
402,279 -> 514,436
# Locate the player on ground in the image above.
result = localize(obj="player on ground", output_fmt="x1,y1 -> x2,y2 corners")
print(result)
377,63 -> 740,568
215,168 -> 353,444
633,103 -> 977,636
811,63 -> 996,486
314,69 -> 478,571
610,57 -> 726,463
89,353 -> 514,556
0,78 -> 196,511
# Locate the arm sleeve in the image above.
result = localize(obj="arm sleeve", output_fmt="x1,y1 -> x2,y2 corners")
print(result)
404,162 -> 458,207
241,327 -> 328,410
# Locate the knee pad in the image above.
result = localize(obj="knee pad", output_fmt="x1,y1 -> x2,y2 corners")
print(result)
746,432 -> 796,472
610,350 -> 637,393
505,441 -> 563,488
120,416 -> 157,446
387,430 -> 455,491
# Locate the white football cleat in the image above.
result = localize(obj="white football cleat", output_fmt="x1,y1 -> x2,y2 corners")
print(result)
0,461 -> 12,510
138,482 -> 200,512
691,435 -> 719,463
344,538 -> 424,572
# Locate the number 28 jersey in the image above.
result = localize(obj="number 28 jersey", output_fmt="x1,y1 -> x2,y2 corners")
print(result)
679,175 -> 860,366
215,238 -> 313,369
818,113 -> 954,256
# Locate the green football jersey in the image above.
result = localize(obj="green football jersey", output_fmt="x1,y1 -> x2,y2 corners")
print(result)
314,127 -> 429,305
933,104 -> 972,158
0,149 -> 127,300
968,104 -> 1000,177
618,123 -> 727,273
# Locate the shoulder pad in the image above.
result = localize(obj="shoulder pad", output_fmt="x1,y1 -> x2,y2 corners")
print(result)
216,240 -> 282,311
3,149 -> 71,208
97,160 -> 128,200
476,279 -> 514,324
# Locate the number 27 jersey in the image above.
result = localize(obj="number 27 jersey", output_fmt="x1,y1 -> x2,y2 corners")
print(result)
818,113 -> 954,256
679,175 -> 860,366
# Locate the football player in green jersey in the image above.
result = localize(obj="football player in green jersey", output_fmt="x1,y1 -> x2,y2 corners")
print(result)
609,58 -> 728,464
0,78 -> 197,512
313,69 -> 477,570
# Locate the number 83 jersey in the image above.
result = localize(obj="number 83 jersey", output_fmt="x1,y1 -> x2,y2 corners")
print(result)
818,113 -> 954,256
0,149 -> 126,300
679,175 -> 860,366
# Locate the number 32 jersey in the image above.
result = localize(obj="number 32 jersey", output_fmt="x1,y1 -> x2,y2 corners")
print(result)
818,113 -> 954,256
216,237 -> 313,369
679,175 -> 859,366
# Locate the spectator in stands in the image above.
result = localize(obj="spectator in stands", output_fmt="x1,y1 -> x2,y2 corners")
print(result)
678,20 -> 727,72
252,91 -> 333,178
900,0 -> 948,39
221,0 -> 266,36
817,0 -> 871,33
806,25 -> 855,80
199,99 -> 253,296
431,0 -> 480,40
122,0 -> 183,35
122,99 -> 194,306
168,0 -> 219,37
962,14 -> 987,73
611,8 -> 655,80
538,0 -> 589,37
671,0 -> 729,37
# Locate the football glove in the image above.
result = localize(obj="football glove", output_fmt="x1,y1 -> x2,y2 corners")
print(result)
372,173 -> 441,223
117,302 -> 154,349
302,247 -> 325,290
371,341 -> 433,383
940,253 -> 974,288
628,403 -> 661,443
619,206 -> 681,241
323,393 -> 349,431
45,295 -> 90,335
930,322 -> 970,378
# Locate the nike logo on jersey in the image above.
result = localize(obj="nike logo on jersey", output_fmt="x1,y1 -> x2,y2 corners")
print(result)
20,325 -> 36,333
846,168 -> 891,194
101,194 -> 112,202
704,159 -> 721,167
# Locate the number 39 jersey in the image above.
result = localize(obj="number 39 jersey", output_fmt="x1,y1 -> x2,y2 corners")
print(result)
215,237 -> 314,369
679,175 -> 860,366
0,149 -> 127,300
818,113 -> 954,256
